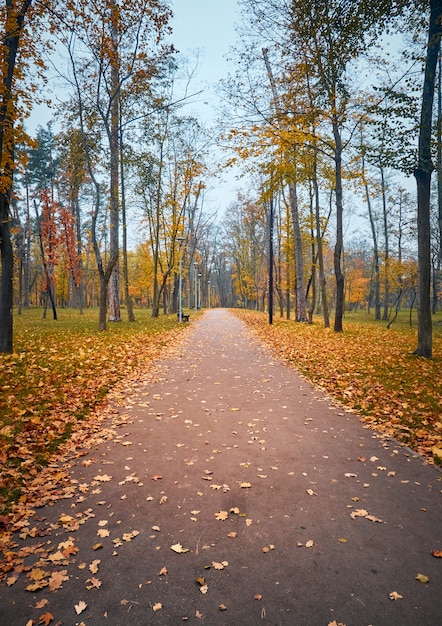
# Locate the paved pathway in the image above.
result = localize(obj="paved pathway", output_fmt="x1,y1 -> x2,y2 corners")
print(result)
1,309 -> 441,625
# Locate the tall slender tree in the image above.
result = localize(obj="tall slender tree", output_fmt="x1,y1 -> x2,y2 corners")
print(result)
0,1 -> 39,353
414,0 -> 442,358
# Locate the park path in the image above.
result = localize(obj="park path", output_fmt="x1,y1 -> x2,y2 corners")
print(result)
1,309 -> 441,625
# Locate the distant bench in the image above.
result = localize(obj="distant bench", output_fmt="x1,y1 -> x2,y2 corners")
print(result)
177,313 -> 190,322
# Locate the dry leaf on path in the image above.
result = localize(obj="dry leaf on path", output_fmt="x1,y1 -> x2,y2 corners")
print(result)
215,510 -> 228,521
93,474 -> 112,482
49,570 -> 69,592
171,543 -> 189,554
35,599 -> 49,609
416,573 -> 429,583
38,613 -> 54,626
74,600 -> 87,615
389,591 -> 403,600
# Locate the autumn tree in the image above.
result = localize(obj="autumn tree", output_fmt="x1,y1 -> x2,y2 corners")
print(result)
54,0 -> 172,330
414,0 -> 442,358
0,0 -> 49,353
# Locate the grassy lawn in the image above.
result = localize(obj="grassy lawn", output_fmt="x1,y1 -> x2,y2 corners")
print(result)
0,307 -> 191,512
234,309 -> 442,464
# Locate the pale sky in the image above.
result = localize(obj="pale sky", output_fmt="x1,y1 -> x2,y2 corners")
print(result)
171,0 -> 242,215
171,0 -> 239,85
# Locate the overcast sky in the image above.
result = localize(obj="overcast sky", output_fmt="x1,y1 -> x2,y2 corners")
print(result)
170,0 -> 242,217
172,0 -> 239,86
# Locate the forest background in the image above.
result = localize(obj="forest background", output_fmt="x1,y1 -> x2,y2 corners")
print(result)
0,1 -> 441,512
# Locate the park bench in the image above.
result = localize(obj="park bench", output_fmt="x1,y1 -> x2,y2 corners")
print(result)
177,313 -> 190,322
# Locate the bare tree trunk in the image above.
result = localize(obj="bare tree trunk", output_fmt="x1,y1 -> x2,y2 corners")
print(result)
289,182 -> 308,321
361,144 -> 381,319
313,153 -> 330,328
380,166 -> 390,320
0,1 -> 33,353
120,124 -> 135,322
414,0 -> 442,358
108,0 -> 121,322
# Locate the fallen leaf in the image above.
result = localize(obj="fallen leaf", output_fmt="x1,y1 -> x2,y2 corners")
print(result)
415,573 -> 429,583
93,474 -> 112,482
195,610 -> 203,618
74,600 -> 87,615
219,604 -> 227,611
215,510 -> 229,521
200,584 -> 208,594
254,594 -> 263,600
389,591 -> 403,600
35,599 -> 49,609
89,559 -> 101,574
152,603 -> 162,612
49,570 -> 69,592
239,482 -> 252,488
85,577 -> 102,590
97,529 -> 110,538
171,543 -> 189,554
431,550 -> 442,558
29,568 -> 50,582
159,566 -> 168,576
38,613 -> 54,626
305,540 -> 314,548
227,532 -> 237,539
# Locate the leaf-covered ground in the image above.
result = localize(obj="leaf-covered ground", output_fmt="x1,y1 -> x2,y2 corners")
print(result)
0,309 -> 190,513
234,310 -> 442,463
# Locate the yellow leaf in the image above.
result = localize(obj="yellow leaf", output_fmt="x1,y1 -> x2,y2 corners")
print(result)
171,543 -> 189,553
416,573 -> 429,583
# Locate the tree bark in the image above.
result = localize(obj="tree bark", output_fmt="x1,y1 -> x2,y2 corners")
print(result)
414,0 -> 442,358
120,124 -> 135,322
0,0 -> 33,353
108,0 -> 121,322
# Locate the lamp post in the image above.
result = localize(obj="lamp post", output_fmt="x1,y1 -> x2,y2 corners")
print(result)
198,273 -> 202,310
207,280 -> 211,308
194,262 -> 198,310
177,236 -> 186,322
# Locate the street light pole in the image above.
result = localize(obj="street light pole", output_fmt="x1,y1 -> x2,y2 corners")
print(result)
177,236 -> 186,322
208,280 -> 211,308
194,262 -> 198,310
198,273 -> 202,310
